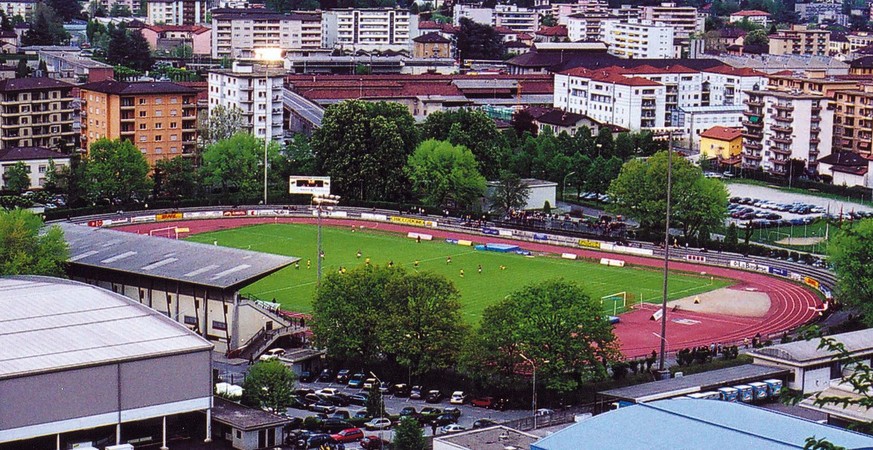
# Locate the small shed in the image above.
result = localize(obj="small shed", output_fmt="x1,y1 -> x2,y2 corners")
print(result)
210,396 -> 291,450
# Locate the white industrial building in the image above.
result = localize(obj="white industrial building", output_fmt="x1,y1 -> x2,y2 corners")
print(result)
208,63 -> 285,143
322,8 -> 417,52
0,276 -> 214,449
602,19 -> 674,59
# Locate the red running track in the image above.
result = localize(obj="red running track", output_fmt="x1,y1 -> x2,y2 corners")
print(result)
116,217 -> 823,358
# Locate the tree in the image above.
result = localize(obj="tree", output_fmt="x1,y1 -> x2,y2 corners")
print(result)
82,138 -> 152,204
455,17 -> 504,62
421,109 -> 504,179
744,29 -> 769,46
828,219 -> 873,325
153,156 -> 196,199
107,25 -> 155,72
14,57 -> 28,78
539,12 -> 557,26
0,10 -> 12,32
170,44 -> 193,59
241,360 -> 296,413
109,3 -> 132,16
3,161 -> 29,193
22,4 -> 69,46
277,133 -> 317,177
366,384 -> 385,418
312,100 -> 419,201
200,132 -> 281,198
607,151 -> 728,239
198,105 -> 247,146
724,222 -> 739,248
46,0 -> 83,22
37,59 -> 48,76
0,209 -> 69,276
405,139 -> 487,210
510,109 -> 538,137
465,280 -> 619,393
393,416 -> 426,450
488,170 -> 529,215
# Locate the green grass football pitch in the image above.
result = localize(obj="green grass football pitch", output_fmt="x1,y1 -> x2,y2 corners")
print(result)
186,223 -> 732,323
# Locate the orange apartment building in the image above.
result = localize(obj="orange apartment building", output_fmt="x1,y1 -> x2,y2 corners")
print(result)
79,80 -> 198,165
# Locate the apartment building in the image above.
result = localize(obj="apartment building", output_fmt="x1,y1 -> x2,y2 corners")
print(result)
212,9 -> 322,59
767,72 -> 859,98
141,25 -> 211,55
208,64 -> 283,142
79,80 -> 198,165
322,8 -> 416,52
0,0 -> 34,19
846,32 -> 873,52
728,10 -> 771,28
453,4 -> 538,33
833,84 -> 873,155
552,0 -> 609,25
639,2 -> 704,43
741,89 -> 833,175
601,20 -> 674,59
768,25 -> 830,56
0,78 -> 76,151
146,0 -> 207,25
0,146 -> 71,190
98,0 -> 140,15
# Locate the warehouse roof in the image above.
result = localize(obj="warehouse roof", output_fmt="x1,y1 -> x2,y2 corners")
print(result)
532,399 -> 873,450
212,397 -> 292,431
751,328 -> 873,364
59,223 -> 297,290
599,364 -> 788,403
0,276 -> 212,380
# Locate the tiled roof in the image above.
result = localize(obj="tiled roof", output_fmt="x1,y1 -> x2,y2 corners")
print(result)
0,146 -> 68,162
628,64 -> 699,74
494,26 -> 515,34
145,24 -> 211,34
505,40 -> 531,48
850,55 -> 873,68
818,151 -> 870,168
560,66 -> 665,87
732,9 -> 771,16
517,32 -> 533,40
413,32 -> 450,44
703,65 -> 767,77
700,126 -> 742,141
0,77 -> 72,92
536,25 -> 568,37
79,80 -> 197,95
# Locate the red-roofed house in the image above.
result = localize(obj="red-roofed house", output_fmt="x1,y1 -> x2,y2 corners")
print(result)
417,20 -> 457,40
535,25 -> 568,43
141,25 -> 211,55
699,126 -> 743,162
729,10 -> 772,27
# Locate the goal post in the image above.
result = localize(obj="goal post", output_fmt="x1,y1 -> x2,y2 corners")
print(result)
601,291 -> 628,315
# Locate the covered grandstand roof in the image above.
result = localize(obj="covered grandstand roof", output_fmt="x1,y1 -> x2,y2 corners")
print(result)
0,276 -> 212,380
751,328 -> 873,364
59,222 -> 298,290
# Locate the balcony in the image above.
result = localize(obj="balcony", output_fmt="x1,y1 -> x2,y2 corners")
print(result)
809,137 -> 820,144
744,99 -> 763,107
743,110 -> 763,118
774,115 -> 793,123
744,152 -> 762,160
771,125 -> 792,133
772,136 -> 792,145
745,141 -> 763,150
742,131 -> 763,140
743,120 -> 763,129
774,103 -> 794,112
770,146 -> 791,155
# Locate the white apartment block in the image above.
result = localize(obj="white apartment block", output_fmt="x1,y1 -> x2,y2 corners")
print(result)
741,89 -> 833,175
453,4 -> 538,33
639,2 -> 704,44
147,0 -> 207,25
321,8 -> 416,52
208,64 -> 284,142
99,0 -> 140,14
0,147 -> 70,190
0,0 -> 34,19
602,20 -> 674,59
212,10 -> 322,59
553,64 -> 767,132
552,0 -> 608,25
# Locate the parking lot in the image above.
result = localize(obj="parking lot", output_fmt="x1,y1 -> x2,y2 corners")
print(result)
287,377 -> 531,448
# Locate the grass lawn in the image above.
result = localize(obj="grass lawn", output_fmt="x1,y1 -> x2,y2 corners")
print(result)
748,219 -> 831,253
187,223 -> 732,323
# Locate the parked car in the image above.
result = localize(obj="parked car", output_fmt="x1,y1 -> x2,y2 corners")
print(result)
297,433 -> 334,449
299,371 -> 316,383
317,369 -> 334,382
363,378 -> 378,390
398,406 -> 418,418
431,414 -> 457,426
330,427 -> 364,443
348,373 -> 366,389
536,408 -> 555,416
309,402 -> 336,414
425,390 -> 443,403
348,393 -> 369,406
392,383 -> 410,397
321,418 -> 353,433
409,386 -> 425,400
471,396 -> 494,408
440,424 -> 466,434
353,409 -> 371,420
364,418 -> 392,430
443,407 -> 462,418
420,407 -> 442,416
360,436 -> 392,449
449,391 -> 468,405
317,388 -> 341,396
378,381 -> 392,394
330,410 -> 351,420
336,369 -> 351,384
473,419 -> 498,429
259,348 -> 285,361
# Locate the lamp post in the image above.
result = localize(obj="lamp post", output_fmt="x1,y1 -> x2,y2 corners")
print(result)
518,352 -> 537,429
370,372 -> 384,444
312,194 -> 340,283
562,171 -> 576,204
257,48 -> 283,206
657,132 -> 674,378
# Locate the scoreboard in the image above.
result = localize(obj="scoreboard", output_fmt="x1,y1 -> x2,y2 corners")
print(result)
289,176 -> 331,196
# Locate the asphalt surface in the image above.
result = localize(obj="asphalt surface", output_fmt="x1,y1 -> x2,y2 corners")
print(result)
726,182 -> 873,215
283,88 -> 324,127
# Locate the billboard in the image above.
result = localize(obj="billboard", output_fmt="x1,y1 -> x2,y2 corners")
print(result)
289,176 -> 331,196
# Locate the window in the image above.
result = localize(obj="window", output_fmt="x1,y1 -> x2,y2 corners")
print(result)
155,123 -> 162,129
170,134 -> 178,141
139,98 -> 146,105
139,111 -> 147,117
155,98 -> 163,104
213,320 -> 227,330
170,122 -> 177,128
184,316 -> 197,325
139,123 -> 147,130
155,147 -> 163,154
170,109 -> 177,116
170,146 -> 178,153
155,110 -> 163,117
170,97 -> 178,103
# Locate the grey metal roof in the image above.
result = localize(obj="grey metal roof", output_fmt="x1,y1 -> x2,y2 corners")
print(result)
59,223 -> 297,290
599,364 -> 789,403
211,397 -> 291,431
751,328 -> 873,364
0,276 -> 213,380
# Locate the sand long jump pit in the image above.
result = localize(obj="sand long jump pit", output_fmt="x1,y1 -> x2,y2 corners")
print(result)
668,287 -> 771,317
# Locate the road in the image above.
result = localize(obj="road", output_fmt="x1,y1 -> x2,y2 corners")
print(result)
282,88 -> 324,127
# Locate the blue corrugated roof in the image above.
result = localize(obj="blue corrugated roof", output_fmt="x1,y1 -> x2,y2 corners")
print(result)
531,399 -> 873,450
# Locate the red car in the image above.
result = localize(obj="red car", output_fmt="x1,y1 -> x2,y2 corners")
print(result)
331,427 -> 364,443
471,396 -> 494,408
360,435 -> 392,449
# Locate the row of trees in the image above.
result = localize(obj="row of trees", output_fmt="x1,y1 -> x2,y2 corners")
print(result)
311,265 -> 619,395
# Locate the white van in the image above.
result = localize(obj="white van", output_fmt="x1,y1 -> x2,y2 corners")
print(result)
259,348 -> 285,361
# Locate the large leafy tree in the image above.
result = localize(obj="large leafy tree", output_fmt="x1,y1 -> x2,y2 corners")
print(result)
455,17 -> 504,61
421,108 -> 504,179
153,156 -> 197,199
3,161 -> 30,193
241,360 -> 297,414
22,4 -> 69,46
0,209 -> 68,276
393,416 -> 426,450
488,170 -> 529,215
107,25 -> 155,72
46,0 -> 83,21
312,100 -> 419,201
82,138 -> 152,204
464,280 -> 619,393
198,105 -> 247,146
828,219 -> 873,325
405,139 -> 486,210
607,151 -> 728,239
200,132 -> 281,198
